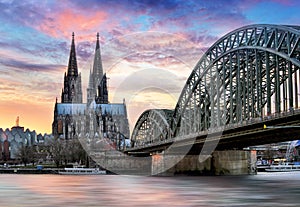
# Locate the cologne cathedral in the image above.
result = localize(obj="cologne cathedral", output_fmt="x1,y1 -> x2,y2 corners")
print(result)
52,33 -> 130,148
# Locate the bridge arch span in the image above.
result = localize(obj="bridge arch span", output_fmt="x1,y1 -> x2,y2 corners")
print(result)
172,24 -> 300,137
131,109 -> 173,148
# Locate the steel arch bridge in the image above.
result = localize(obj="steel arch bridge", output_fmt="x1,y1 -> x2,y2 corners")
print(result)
131,109 -> 174,147
131,24 -> 300,148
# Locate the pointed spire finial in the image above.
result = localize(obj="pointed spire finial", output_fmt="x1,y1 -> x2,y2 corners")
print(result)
92,32 -> 103,91
95,32 -> 100,50
67,32 -> 78,77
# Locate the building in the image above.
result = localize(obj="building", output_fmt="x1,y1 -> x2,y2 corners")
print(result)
52,33 -> 130,147
0,117 -> 52,161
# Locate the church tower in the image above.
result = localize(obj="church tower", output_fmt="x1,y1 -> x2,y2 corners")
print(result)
87,33 -> 104,105
61,33 -> 83,103
96,73 -> 108,104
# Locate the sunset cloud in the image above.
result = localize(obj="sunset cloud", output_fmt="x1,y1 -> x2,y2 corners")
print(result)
38,9 -> 107,39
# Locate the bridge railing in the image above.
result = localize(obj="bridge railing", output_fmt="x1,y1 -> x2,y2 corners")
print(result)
224,108 -> 300,131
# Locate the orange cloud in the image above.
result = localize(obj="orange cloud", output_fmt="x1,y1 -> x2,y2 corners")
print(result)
0,63 -> 64,134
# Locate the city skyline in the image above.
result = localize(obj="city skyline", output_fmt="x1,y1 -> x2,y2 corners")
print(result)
0,0 -> 299,134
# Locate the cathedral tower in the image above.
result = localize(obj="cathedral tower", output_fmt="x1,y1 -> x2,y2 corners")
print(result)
87,33 -> 104,105
53,32 -> 129,144
61,33 -> 83,103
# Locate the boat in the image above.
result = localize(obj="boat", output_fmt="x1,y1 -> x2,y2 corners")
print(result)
265,164 -> 300,172
59,167 -> 106,175
265,141 -> 300,172
256,160 -> 270,172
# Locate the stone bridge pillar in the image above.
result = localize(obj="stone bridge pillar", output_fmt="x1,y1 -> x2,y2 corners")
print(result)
151,150 -> 257,176
212,150 -> 257,175
151,152 -> 211,176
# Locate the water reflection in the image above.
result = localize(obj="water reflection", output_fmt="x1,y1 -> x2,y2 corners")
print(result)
0,172 -> 299,206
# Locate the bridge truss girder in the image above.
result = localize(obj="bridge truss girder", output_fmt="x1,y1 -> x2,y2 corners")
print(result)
172,24 -> 300,137
131,24 -> 300,147
131,109 -> 173,148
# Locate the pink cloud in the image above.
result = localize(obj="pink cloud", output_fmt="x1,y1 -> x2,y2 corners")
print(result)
38,9 -> 107,39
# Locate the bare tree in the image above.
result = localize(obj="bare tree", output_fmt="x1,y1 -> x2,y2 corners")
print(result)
48,139 -> 87,167
17,145 -> 37,166
65,139 -> 87,166
47,139 -> 66,167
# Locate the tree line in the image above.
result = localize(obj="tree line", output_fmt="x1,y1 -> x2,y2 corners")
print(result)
16,139 -> 88,167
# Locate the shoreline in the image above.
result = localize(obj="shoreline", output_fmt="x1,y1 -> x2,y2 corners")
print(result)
0,168 -> 61,174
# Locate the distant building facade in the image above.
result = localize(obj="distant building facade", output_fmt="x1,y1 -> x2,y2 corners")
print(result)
52,33 -> 130,147
0,123 -> 52,161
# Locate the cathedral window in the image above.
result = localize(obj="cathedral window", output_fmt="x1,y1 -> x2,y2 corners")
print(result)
58,120 -> 63,134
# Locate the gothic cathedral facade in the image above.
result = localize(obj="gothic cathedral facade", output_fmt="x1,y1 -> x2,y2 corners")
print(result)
52,33 -> 130,147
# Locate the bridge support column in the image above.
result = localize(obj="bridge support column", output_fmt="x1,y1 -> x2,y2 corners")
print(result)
212,150 -> 257,175
93,151 -> 152,175
151,150 -> 257,176
151,153 -> 211,176
151,153 -> 177,176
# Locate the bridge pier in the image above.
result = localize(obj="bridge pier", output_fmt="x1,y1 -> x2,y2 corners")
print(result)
92,150 -> 256,176
211,150 -> 257,175
151,150 -> 257,176
92,151 -> 152,175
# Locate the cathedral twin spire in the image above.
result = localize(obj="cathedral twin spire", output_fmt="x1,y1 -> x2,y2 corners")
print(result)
93,33 -> 103,81
61,32 -> 82,103
61,32 -> 107,105
87,32 -> 108,105
53,32 -> 129,140
67,32 -> 78,77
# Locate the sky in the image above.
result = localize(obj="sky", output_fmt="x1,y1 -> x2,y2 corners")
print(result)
0,0 -> 299,134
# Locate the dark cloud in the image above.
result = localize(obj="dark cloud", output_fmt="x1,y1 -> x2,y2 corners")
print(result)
0,1 -> 47,27
70,0 -> 180,11
25,80 -> 62,94
0,86 -> 15,91
0,36 -> 68,65
77,41 -> 94,61
0,57 -> 64,72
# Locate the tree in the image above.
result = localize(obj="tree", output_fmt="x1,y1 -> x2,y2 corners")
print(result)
65,139 -> 87,166
48,139 -> 65,167
48,138 -> 87,167
17,145 -> 37,166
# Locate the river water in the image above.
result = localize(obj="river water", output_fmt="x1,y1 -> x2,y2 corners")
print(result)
0,172 -> 299,207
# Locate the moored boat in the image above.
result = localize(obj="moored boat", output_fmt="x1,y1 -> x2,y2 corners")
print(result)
265,164 -> 300,172
59,167 -> 106,175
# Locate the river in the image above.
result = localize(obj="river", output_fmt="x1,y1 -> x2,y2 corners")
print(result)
0,172 -> 299,206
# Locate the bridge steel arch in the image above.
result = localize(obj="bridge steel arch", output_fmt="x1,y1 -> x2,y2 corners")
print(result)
172,24 -> 300,137
131,109 -> 173,148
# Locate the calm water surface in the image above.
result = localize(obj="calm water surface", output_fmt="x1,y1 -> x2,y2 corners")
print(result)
0,172 -> 299,207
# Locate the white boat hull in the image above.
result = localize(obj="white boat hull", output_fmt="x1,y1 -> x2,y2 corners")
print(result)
265,165 -> 300,172
59,168 -> 106,175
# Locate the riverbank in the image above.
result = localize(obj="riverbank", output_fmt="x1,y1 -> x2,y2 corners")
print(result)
0,168 -> 61,174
